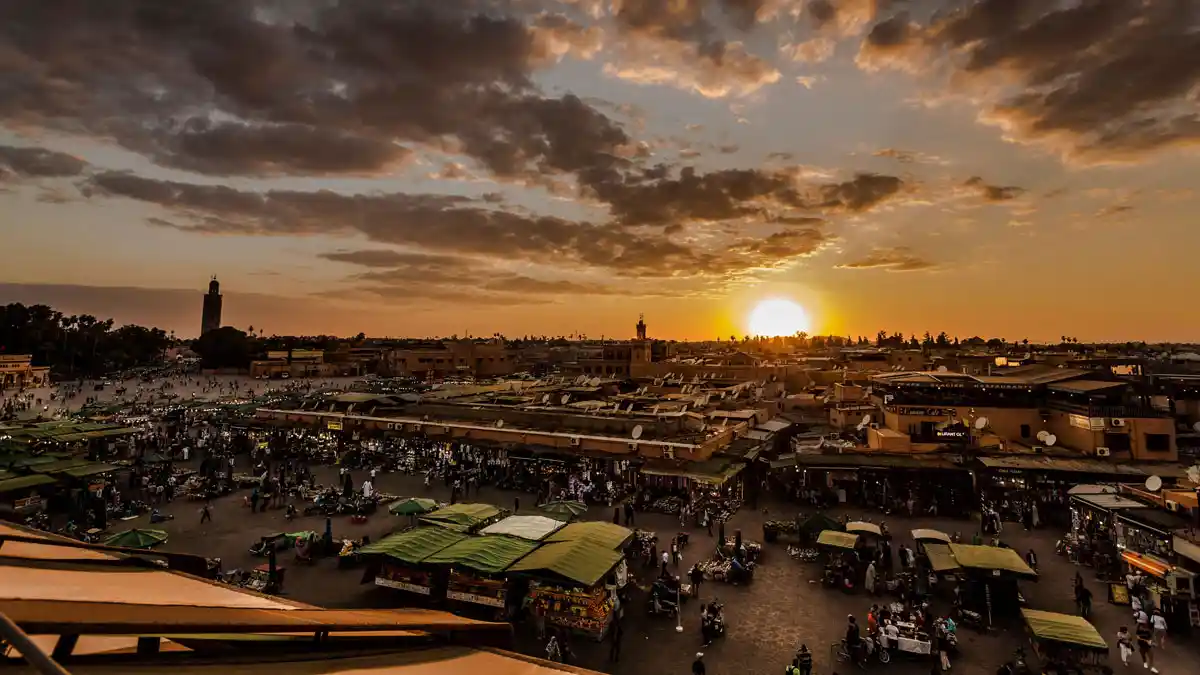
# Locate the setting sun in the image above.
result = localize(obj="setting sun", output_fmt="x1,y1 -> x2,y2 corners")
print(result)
748,298 -> 812,337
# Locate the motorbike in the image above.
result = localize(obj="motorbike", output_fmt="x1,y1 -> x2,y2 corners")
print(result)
956,606 -> 987,632
788,546 -> 819,562
646,593 -> 679,618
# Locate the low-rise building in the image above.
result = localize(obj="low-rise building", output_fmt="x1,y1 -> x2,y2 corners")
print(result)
0,355 -> 50,389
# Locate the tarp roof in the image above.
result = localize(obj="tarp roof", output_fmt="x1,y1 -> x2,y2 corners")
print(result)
479,515 -> 564,541
846,521 -> 882,536
923,544 -> 960,572
508,539 -> 621,588
0,474 -> 57,494
948,544 -> 1038,579
817,530 -> 859,549
912,529 -> 951,544
977,456 -> 1149,476
772,453 -> 961,471
800,513 -> 841,535
1117,507 -> 1190,535
359,527 -> 468,565
418,503 -> 503,532
423,535 -> 538,575
63,463 -> 118,479
545,521 -> 633,550
1021,609 -> 1107,650
1070,493 -> 1148,511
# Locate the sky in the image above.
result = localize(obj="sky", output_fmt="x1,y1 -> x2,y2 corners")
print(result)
1,0 -> 1198,342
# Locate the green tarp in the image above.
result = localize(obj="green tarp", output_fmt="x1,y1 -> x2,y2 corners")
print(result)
360,527 -> 468,565
104,528 -> 168,549
0,474 -> 57,494
418,503 -> 502,532
1022,609 -> 1107,650
799,513 -> 841,535
63,463 -> 117,479
423,535 -> 538,574
30,459 -> 91,474
545,521 -> 634,550
817,530 -> 859,549
923,544 -> 961,573
389,497 -> 439,516
508,538 -> 621,588
948,543 -> 1038,579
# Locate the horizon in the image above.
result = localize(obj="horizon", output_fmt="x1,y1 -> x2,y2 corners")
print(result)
2,2 -> 1198,343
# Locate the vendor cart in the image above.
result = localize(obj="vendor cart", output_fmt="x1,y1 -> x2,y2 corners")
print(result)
1021,609 -> 1110,675
246,563 -> 286,594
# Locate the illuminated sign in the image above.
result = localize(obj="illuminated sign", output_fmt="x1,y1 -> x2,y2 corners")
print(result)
886,406 -> 956,417
326,421 -> 343,431
375,579 -> 431,594
446,590 -> 505,607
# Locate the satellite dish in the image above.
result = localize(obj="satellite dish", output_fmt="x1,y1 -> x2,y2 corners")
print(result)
541,394 -> 550,404
936,366 -> 949,373
975,416 -> 989,430
651,405 -> 660,415
1145,475 -> 1163,492
860,414 -> 872,426
1193,421 -> 1200,433
590,377 -> 602,387
1044,434 -> 1057,446
1036,430 -> 1050,442
631,425 -> 644,440
495,420 -> 504,429
560,394 -> 571,405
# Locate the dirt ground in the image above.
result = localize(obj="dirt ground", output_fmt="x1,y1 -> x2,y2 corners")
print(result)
118,462 -> 1200,675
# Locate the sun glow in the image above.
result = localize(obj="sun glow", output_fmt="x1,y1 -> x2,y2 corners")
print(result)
748,298 -> 812,337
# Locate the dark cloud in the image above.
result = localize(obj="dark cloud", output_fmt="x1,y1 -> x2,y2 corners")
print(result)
0,145 -> 87,178
857,0 -> 1200,162
837,247 -> 937,271
730,227 -> 834,259
819,173 -> 906,212
318,249 -> 470,270
0,1 -> 632,179
964,176 -> 1025,202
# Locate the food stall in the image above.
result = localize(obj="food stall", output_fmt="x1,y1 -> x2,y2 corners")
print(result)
947,543 -> 1038,626
360,526 -> 469,599
1021,609 -> 1109,675
423,534 -> 539,618
418,502 -> 505,533
818,530 -> 861,590
912,528 -> 952,554
510,538 -> 624,640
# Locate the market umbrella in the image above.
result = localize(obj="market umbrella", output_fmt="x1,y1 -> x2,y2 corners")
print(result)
103,528 -> 169,549
389,497 -> 439,516
539,500 -> 588,521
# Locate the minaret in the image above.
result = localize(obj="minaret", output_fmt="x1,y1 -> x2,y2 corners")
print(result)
201,275 -> 223,335
635,314 -> 647,340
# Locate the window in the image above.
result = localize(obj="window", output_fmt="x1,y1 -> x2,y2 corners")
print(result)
1145,433 -> 1171,452
1103,432 -> 1132,452
1020,424 -> 1031,439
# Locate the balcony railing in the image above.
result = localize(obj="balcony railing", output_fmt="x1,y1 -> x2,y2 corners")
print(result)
1043,400 -> 1169,419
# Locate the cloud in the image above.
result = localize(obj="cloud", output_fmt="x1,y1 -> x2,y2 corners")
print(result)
855,0 -> 1200,163
0,145 -> 87,179
872,148 -> 947,165
0,1 -> 634,180
964,176 -> 1025,202
837,247 -> 938,271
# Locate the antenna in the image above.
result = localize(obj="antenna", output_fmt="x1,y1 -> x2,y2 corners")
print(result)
631,425 -> 643,440
541,394 -> 551,404
1145,475 -> 1163,492
974,416 -> 989,430
560,394 -> 571,405
590,377 -> 602,387
1044,434 -> 1057,446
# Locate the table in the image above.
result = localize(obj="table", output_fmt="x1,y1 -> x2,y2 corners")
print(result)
896,637 -> 932,655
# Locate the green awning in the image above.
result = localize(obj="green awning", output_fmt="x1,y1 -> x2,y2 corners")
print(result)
359,527 -> 468,565
62,463 -> 118,479
1021,609 -> 1107,650
923,544 -> 961,572
508,539 -> 621,588
799,513 -> 841,535
545,521 -> 634,550
423,535 -> 538,575
949,543 -> 1038,579
817,530 -> 859,549
418,503 -> 503,532
0,474 -> 57,494
30,459 -> 91,474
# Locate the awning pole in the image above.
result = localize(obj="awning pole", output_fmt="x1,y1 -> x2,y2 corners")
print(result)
0,611 -> 73,675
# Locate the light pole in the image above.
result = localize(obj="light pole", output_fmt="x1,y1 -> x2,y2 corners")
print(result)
675,585 -> 683,633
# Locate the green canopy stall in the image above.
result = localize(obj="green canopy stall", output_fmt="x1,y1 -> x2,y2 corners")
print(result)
361,526 -> 468,597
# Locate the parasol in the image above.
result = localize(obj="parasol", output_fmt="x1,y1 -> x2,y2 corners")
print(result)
103,528 -> 169,549
388,497 -> 439,516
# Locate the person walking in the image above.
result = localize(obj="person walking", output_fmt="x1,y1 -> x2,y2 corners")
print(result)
1150,609 -> 1167,648
200,501 -> 212,524
1135,621 -> 1158,673
1116,626 -> 1133,666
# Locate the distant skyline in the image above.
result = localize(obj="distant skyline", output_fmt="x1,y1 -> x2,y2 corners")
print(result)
2,1 -> 1198,342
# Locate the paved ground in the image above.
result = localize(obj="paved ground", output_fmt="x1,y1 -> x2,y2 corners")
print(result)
120,463 -> 1200,675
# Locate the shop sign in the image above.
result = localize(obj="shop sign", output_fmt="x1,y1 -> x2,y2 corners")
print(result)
327,420 -> 343,431
886,406 -> 955,417
13,496 -> 45,513
1069,414 -> 1104,430
447,590 -> 504,607
375,578 -> 431,594
935,428 -> 968,441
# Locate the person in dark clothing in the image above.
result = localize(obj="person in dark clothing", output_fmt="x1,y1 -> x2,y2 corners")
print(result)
609,620 -> 623,662
513,496 -> 520,513
795,644 -> 813,675
200,501 -> 212,523
845,616 -> 862,666
1077,584 -> 1092,618
692,652 -> 706,675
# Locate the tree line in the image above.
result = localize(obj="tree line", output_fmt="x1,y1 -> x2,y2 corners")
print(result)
0,303 -> 172,377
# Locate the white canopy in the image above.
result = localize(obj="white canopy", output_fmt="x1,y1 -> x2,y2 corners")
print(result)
479,515 -> 565,541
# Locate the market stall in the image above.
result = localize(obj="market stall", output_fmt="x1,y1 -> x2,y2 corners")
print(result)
418,502 -> 505,533
912,528 -> 951,554
423,534 -> 539,618
480,514 -> 565,541
818,530 -> 861,590
510,538 -> 624,640
360,526 -> 469,599
546,520 -> 635,551
947,543 -> 1038,626
1021,609 -> 1109,675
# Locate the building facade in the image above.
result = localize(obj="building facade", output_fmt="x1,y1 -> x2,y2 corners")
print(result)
201,276 -> 222,335
0,355 -> 50,389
